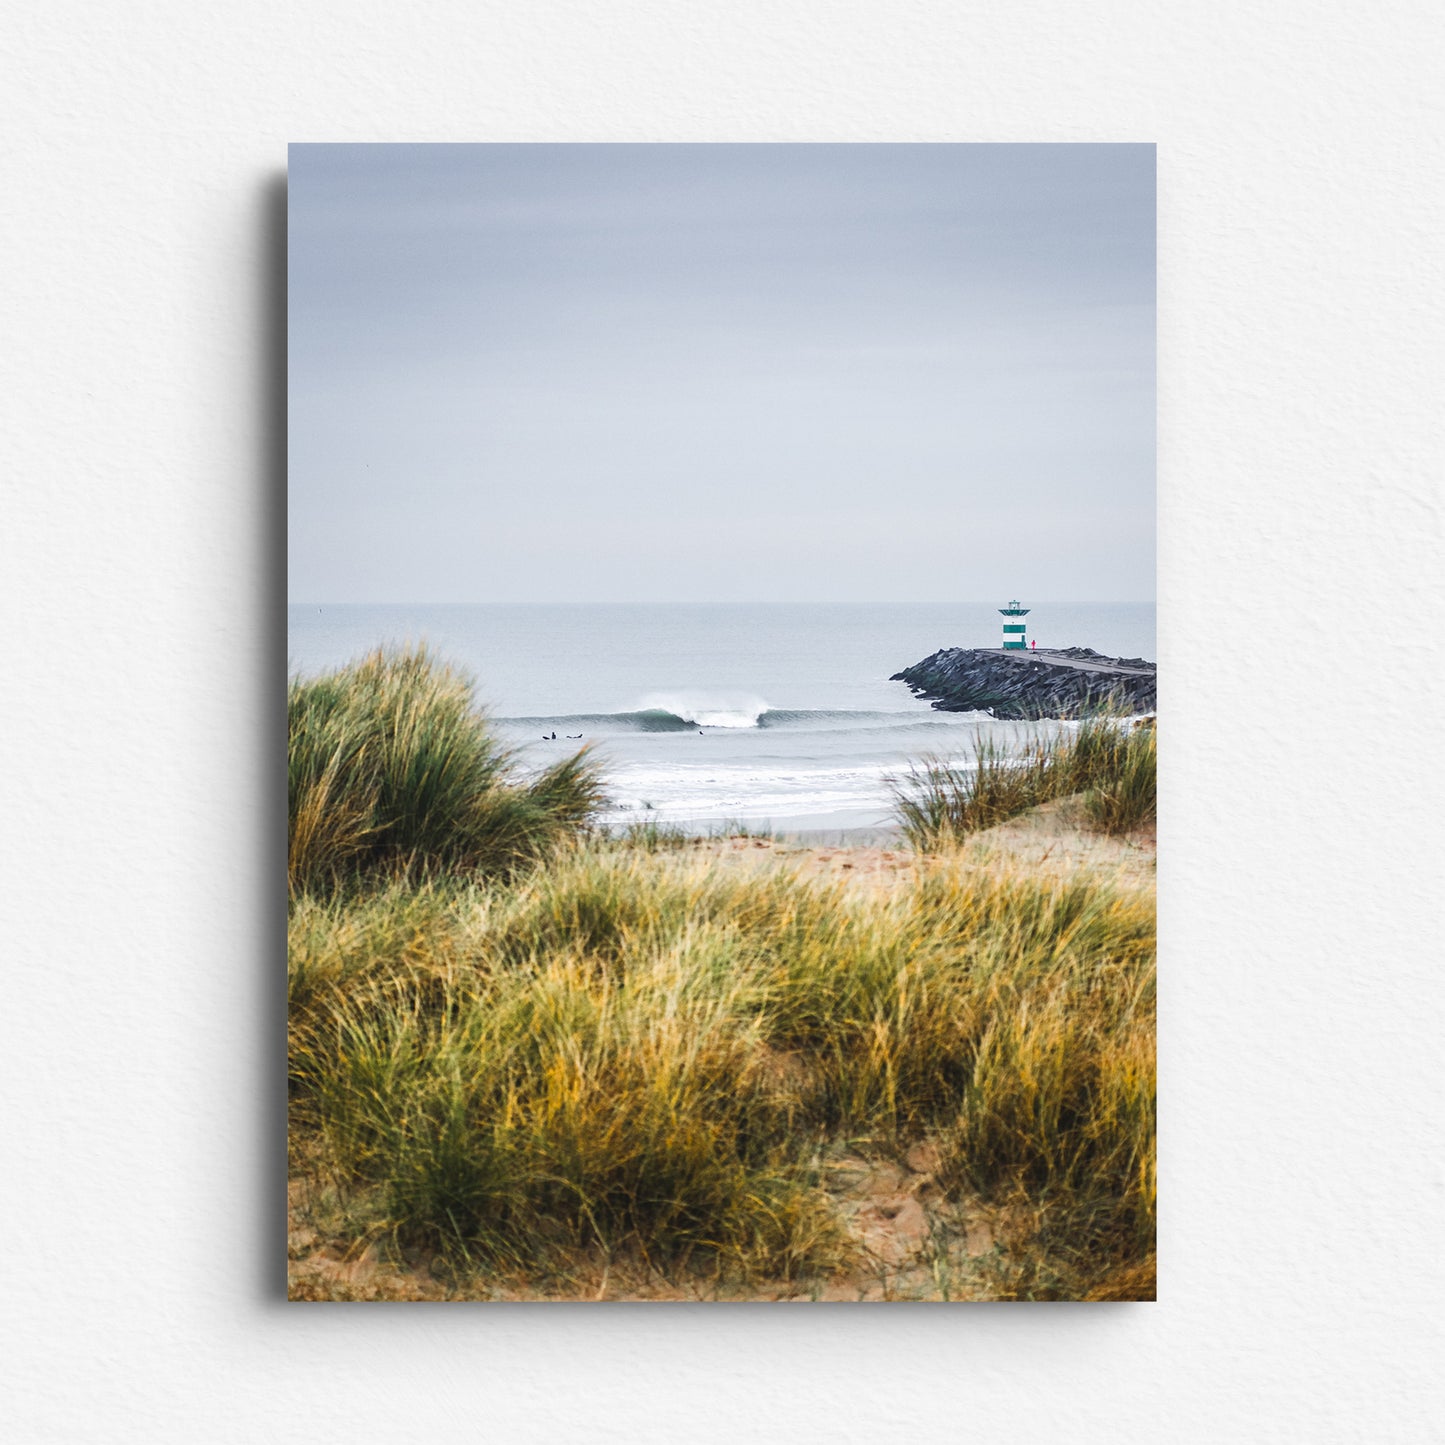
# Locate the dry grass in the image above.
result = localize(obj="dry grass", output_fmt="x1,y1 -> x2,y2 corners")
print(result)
889,715 -> 1157,850
289,845 -> 1154,1300
289,647 -> 604,896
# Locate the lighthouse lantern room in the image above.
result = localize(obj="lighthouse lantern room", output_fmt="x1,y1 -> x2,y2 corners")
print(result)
999,599 -> 1030,650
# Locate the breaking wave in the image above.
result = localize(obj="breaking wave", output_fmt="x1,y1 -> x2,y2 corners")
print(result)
636,693 -> 771,729
498,703 -> 991,735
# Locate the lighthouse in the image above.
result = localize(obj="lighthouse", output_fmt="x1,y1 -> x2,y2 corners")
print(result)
999,599 -> 1030,650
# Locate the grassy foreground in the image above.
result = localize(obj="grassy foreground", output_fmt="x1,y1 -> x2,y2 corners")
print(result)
288,651 -> 1156,1302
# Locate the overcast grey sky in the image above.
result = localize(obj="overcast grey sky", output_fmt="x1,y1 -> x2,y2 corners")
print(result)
288,144 -> 1154,603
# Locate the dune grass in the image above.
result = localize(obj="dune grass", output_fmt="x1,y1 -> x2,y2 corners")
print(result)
289,647 -> 604,895
890,715 -> 1157,850
289,847 -> 1155,1296
1083,721 -> 1157,835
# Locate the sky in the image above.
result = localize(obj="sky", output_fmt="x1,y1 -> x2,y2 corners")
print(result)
288,144 -> 1154,604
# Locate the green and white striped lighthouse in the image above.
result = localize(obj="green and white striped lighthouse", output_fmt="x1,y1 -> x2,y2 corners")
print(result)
999,598 -> 1030,650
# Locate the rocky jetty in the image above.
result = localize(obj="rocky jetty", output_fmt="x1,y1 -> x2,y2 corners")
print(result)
891,646 -> 1156,720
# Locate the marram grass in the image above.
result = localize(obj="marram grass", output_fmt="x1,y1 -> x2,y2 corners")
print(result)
289,849 -> 1155,1294
889,714 -> 1157,849
288,647 -> 604,895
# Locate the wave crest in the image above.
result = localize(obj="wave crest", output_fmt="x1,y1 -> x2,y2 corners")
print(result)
636,693 -> 770,729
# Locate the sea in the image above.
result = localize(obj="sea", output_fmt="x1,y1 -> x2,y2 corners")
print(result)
287,603 -> 1156,835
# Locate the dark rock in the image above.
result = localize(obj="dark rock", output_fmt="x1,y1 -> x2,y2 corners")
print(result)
889,646 -> 1156,720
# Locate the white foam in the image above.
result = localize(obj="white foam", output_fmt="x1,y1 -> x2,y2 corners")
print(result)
608,758 -> 902,823
635,691 -> 771,729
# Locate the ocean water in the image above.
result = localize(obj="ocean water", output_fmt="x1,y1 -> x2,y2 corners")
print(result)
288,603 -> 1156,833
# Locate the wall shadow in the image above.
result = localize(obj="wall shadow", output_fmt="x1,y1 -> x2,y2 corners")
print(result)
255,170 -> 289,1305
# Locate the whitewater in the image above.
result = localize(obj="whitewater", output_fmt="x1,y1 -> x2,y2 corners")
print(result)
288,603 -> 1156,833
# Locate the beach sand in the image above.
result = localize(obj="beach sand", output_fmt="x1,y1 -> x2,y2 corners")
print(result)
691,792 -> 1154,889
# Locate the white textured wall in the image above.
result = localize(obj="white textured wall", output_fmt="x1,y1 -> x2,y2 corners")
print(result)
2,4 -> 1441,1440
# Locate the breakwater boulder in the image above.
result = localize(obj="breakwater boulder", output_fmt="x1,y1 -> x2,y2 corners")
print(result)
890,646 -> 1156,720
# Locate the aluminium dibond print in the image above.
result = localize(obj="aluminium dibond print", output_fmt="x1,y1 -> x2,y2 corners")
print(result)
287,143 -> 1157,1302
